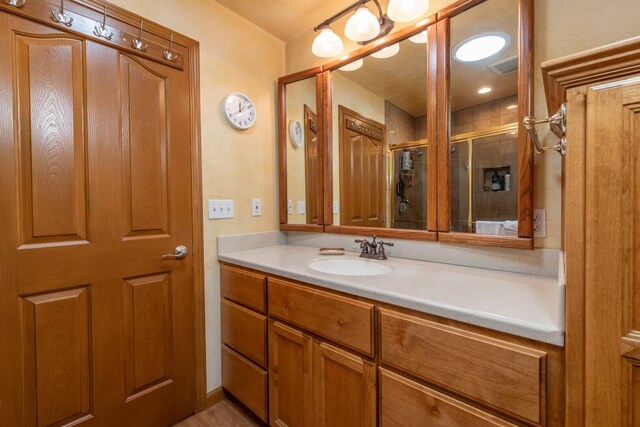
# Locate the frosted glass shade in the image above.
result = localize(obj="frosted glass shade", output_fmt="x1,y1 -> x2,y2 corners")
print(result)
387,0 -> 430,23
371,43 -> 400,59
345,6 -> 381,42
409,30 -> 428,44
339,58 -> 364,72
312,28 -> 344,58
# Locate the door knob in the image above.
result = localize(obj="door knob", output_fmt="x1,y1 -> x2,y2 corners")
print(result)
161,245 -> 188,260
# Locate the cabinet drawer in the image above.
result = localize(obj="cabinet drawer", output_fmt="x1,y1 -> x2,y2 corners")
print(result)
221,345 -> 268,422
268,277 -> 374,356
221,299 -> 267,368
379,308 -> 546,424
220,264 -> 266,313
380,368 -> 516,427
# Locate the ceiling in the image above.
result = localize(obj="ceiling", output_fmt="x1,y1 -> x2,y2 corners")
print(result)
214,0 -> 380,42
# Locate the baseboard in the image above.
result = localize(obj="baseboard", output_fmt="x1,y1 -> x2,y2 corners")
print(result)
206,387 -> 226,408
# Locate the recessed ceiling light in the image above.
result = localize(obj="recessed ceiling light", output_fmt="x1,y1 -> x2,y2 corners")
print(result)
339,58 -> 364,72
409,31 -> 428,44
453,33 -> 510,62
506,104 -> 517,110
371,43 -> 400,59
478,87 -> 492,94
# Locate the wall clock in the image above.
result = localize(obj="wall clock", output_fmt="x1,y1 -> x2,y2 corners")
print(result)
289,120 -> 303,148
222,93 -> 256,130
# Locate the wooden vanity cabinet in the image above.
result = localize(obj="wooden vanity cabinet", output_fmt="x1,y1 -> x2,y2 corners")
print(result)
220,264 -> 564,426
220,264 -> 268,422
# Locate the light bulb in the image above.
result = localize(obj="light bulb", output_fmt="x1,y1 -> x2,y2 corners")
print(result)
409,30 -> 428,44
312,28 -> 344,58
387,0 -> 430,23
345,6 -> 381,42
371,43 -> 400,59
339,58 -> 364,72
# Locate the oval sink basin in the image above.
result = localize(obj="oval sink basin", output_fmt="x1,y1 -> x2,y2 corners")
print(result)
308,258 -> 392,276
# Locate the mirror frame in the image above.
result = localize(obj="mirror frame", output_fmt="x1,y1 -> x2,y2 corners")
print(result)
277,67 -> 326,232
276,0 -> 534,249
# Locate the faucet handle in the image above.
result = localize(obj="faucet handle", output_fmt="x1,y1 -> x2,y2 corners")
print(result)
378,241 -> 394,247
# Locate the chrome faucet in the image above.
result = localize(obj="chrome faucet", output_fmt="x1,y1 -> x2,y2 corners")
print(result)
355,236 -> 394,260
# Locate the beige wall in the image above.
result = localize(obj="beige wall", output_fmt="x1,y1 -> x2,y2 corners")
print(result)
108,0 -> 284,392
285,0 -> 640,249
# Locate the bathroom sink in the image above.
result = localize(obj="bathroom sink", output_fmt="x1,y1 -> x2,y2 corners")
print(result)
307,258 -> 392,276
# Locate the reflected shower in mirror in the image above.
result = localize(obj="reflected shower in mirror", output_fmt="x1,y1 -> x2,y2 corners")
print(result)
449,0 -> 519,236
332,33 -> 429,230
285,77 -> 319,225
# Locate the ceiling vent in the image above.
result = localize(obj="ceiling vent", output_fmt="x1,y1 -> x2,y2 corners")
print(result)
488,56 -> 518,75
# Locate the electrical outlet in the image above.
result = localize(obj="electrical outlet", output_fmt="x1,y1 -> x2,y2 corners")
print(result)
297,201 -> 306,215
533,209 -> 546,238
288,199 -> 293,215
333,200 -> 339,214
252,198 -> 262,216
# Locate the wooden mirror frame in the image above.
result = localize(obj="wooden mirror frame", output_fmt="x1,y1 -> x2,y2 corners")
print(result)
436,0 -> 534,249
278,68 -> 326,232
277,0 -> 534,249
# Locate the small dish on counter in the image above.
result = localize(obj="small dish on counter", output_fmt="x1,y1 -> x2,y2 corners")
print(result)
318,247 -> 345,255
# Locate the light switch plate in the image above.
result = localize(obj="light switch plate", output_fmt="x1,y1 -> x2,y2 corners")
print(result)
208,199 -> 234,219
252,198 -> 262,216
221,200 -> 234,218
297,201 -> 306,215
533,209 -> 546,238
333,200 -> 339,214
287,199 -> 293,215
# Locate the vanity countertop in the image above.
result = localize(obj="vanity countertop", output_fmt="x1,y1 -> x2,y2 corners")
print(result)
218,245 -> 565,346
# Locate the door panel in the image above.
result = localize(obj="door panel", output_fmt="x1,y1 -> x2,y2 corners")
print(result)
1,13 -> 195,427
22,287 -> 92,427
15,33 -> 87,245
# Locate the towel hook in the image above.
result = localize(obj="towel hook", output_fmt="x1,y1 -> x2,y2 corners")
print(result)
93,5 -> 113,40
51,0 -> 73,26
163,33 -> 181,63
131,20 -> 148,52
523,103 -> 567,157
5,0 -> 26,8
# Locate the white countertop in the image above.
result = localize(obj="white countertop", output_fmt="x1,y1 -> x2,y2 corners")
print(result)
218,245 -> 565,346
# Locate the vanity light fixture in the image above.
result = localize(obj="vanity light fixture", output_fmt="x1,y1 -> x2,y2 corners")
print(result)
339,58 -> 364,71
453,33 -> 510,62
371,43 -> 400,59
409,30 -> 428,44
478,87 -> 492,94
312,0 -> 429,57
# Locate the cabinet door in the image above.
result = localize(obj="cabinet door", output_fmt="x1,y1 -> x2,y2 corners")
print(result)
314,341 -> 376,427
269,321 -> 313,427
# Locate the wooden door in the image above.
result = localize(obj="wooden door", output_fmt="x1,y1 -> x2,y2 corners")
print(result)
313,341 -> 376,427
338,106 -> 386,228
0,13 -> 195,427
268,321 -> 313,427
565,74 -> 640,425
304,105 -> 319,224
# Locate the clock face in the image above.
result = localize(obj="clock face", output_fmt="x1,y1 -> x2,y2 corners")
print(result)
222,93 -> 256,130
289,120 -> 303,148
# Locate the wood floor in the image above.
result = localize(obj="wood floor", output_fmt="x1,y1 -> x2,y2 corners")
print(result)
173,399 -> 260,427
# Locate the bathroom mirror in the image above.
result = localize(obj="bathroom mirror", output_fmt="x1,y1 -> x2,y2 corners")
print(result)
439,0 -> 533,247
278,72 -> 324,230
325,26 -> 437,239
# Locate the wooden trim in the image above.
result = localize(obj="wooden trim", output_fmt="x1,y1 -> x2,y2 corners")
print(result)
322,14 -> 437,72
279,223 -> 324,233
438,232 -> 533,250
278,66 -> 323,85
436,0 -> 486,19
188,42 -> 208,412
278,83 -> 287,224
541,36 -> 640,114
325,225 -> 438,241
427,23 -> 438,232
205,387 -> 226,409
517,0 -> 534,238
0,0 -> 192,70
436,18 -> 450,232
322,71 -> 333,226
315,73 -> 325,226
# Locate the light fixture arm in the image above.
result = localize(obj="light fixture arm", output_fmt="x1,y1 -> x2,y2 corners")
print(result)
313,0 -> 393,45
